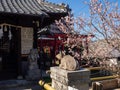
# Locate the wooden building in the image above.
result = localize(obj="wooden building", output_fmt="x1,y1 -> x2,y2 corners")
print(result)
0,0 -> 68,80
37,24 -> 67,66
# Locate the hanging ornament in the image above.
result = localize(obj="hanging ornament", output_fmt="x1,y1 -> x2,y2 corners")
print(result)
4,25 -> 7,32
0,26 -> 3,39
8,26 -> 12,40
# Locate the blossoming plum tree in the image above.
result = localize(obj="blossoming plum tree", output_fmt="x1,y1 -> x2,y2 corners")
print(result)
76,0 -> 120,76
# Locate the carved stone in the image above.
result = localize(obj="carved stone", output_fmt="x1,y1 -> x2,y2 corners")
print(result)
56,51 -> 80,71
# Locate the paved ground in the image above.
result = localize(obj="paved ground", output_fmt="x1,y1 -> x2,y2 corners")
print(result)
0,79 -> 43,90
1,85 -> 43,90
1,80 -> 120,90
0,69 -> 120,90
0,70 -> 50,90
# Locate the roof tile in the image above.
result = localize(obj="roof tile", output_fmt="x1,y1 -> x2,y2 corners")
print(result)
0,0 -> 67,16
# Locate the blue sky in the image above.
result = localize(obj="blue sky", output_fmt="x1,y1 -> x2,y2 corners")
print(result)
47,0 -> 119,18
47,0 -> 120,39
47,0 -> 89,17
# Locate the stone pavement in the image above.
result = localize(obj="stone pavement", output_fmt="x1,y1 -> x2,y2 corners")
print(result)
0,70 -> 50,90
1,85 -> 42,90
0,79 -> 43,90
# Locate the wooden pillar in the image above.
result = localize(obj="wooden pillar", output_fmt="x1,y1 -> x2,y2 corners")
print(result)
54,37 -> 57,65
17,28 -> 22,77
33,21 -> 38,49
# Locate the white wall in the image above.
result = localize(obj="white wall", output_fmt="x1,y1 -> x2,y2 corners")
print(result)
21,27 -> 33,54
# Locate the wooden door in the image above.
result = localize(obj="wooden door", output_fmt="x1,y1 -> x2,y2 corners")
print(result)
0,26 -> 21,80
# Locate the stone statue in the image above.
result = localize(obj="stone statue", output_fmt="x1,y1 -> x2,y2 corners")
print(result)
56,52 -> 80,71
26,49 -> 41,80
28,49 -> 39,64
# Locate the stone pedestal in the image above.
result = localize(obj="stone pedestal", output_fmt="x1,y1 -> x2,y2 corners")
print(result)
50,67 -> 90,90
26,62 -> 41,80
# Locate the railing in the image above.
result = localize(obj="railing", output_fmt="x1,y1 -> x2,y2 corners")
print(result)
91,75 -> 118,81
39,80 -> 55,90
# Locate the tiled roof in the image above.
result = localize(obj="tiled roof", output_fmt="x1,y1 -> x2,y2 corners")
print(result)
38,24 -> 65,35
0,0 -> 67,16
49,24 -> 65,34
